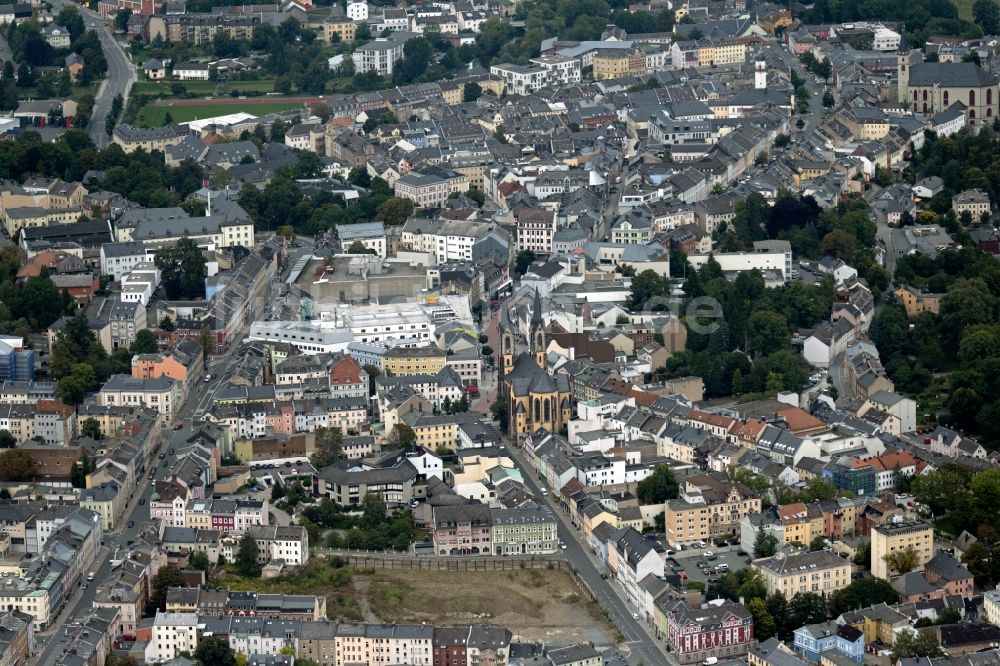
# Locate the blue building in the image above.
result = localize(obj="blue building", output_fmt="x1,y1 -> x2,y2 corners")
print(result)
793,621 -> 865,663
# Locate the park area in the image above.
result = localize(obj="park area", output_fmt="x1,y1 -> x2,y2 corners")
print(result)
221,559 -> 616,645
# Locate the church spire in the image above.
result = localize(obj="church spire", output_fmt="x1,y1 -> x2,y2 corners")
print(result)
532,287 -> 543,324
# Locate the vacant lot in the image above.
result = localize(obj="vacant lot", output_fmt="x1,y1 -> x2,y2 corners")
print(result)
137,99 -> 303,126
221,559 -> 365,622
362,568 -> 615,646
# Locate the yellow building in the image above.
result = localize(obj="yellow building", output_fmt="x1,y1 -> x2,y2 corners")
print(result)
383,346 -> 447,377
592,49 -> 647,80
666,477 -> 761,545
754,549 -> 853,598
499,291 -> 571,436
775,502 -> 824,546
843,604 -> 910,644
320,18 -> 355,43
711,39 -> 746,66
871,520 -> 934,580
894,286 -> 943,318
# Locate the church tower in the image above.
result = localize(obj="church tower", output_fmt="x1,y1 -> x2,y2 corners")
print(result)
499,300 -> 515,378
530,288 -> 546,367
754,58 -> 767,90
897,50 -> 910,107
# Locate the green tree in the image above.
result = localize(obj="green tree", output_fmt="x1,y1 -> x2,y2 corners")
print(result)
361,491 -> 386,529
375,197 -> 414,226
235,534 -> 261,578
130,329 -> 158,354
786,592 -> 829,630
514,249 -> 536,276
636,465 -> 679,503
189,550 -> 211,572
55,363 -> 97,405
155,237 -> 207,299
911,465 -> 971,516
194,637 -> 237,666
883,546 -> 920,575
0,449 -> 35,482
830,577 -> 900,615
149,564 -> 185,611
309,426 -> 343,468
753,530 -> 779,558
890,628 -> 944,661
627,269 -> 670,310
464,81 -> 483,102
974,0 -> 1000,33
747,597 -> 776,639
392,424 -> 416,447
158,316 -> 176,332
80,418 -> 102,440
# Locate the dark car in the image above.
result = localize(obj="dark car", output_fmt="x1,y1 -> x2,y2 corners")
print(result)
173,423 -> 183,431
138,498 -> 145,505
162,460 -> 168,467
127,521 -> 134,529
158,453 -> 166,459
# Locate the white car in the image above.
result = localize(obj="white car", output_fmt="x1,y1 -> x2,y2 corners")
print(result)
704,551 -> 714,558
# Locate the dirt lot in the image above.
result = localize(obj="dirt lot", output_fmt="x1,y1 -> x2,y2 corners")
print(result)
360,568 -> 616,646
221,560 -> 616,646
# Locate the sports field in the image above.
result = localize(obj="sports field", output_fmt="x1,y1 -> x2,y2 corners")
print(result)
137,99 -> 304,127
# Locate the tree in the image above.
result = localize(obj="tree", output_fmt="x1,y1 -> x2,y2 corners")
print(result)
375,197 -> 414,226
891,628 -> 944,661
159,316 -> 176,332
235,534 -> 261,577
820,229 -> 858,261
155,238 -> 207,300
936,607 -> 961,624
347,241 -> 375,255
149,564 -> 185,611
809,535 -> 827,551
189,550 -> 211,572
514,250 -> 536,276
80,418 -> 102,440
392,424 -> 416,447
883,546 -> 920,576
786,592 -> 829,630
309,426 -> 344,468
0,430 -> 13,449
194,637 -> 237,666
198,327 -> 216,362
636,465 -> 678,503
113,8 -> 132,33
55,363 -> 97,405
627,269 -> 670,311
0,449 -> 34,482
130,329 -> 158,354
361,491 -> 386,529
464,81 -> 483,103
974,0 -> 1000,33
277,225 -> 295,240
754,530 -> 779,558
822,89 -> 835,108
831,577 -> 900,615
912,466 -> 971,516
747,598 -> 776,639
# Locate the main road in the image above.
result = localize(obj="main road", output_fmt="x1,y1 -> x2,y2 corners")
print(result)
50,0 -> 136,148
504,441 -> 672,666
33,243 -> 305,664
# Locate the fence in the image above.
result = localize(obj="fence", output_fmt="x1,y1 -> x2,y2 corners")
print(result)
312,548 -> 570,572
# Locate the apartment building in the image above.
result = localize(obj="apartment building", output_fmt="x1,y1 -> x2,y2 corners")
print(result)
658,598 -> 755,664
146,612 -> 199,662
351,32 -> 414,75
112,124 -> 189,154
666,477 -> 762,546
394,173 -> 457,208
382,346 -> 447,377
754,549 -> 853,598
871,520 -> 934,580
98,374 -> 181,420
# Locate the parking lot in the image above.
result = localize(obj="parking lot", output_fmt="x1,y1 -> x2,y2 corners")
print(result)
667,547 -> 753,585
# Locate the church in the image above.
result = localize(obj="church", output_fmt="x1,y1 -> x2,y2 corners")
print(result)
498,289 -> 572,437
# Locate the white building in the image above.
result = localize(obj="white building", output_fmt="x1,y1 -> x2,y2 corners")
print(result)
686,240 -> 792,281
172,62 -> 210,81
145,612 -> 200,663
984,590 -> 1000,628
119,261 -> 161,306
346,1 -> 367,20
98,374 -> 181,419
246,321 -> 355,354
100,241 -> 150,282
340,302 -> 436,346
351,33 -> 411,75
339,221 -> 387,258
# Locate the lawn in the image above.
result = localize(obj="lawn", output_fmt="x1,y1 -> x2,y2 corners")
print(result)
132,79 -> 278,96
952,0 -> 974,20
221,558 -> 365,621
137,99 -> 303,127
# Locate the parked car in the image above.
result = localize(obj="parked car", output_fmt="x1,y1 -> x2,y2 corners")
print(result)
138,498 -> 145,505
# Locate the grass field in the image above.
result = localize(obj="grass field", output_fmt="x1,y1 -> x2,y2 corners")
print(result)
132,79 -> 279,96
952,0 -> 974,20
137,99 -> 303,126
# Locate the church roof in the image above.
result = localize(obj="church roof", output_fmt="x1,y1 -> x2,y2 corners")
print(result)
507,352 -> 570,397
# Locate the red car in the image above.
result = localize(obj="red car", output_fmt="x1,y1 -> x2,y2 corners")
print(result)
173,423 -> 183,430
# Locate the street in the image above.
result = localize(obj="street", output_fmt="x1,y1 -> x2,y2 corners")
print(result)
49,0 -> 136,148
503,442 -> 672,666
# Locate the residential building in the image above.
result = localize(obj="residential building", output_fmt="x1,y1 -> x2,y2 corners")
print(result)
754,549 -> 853,598
870,520 -> 934,581
659,598 -> 755,664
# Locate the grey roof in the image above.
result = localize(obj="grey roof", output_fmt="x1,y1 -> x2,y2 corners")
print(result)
908,62 -> 998,87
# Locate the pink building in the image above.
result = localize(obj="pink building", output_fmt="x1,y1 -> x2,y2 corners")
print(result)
432,504 -> 493,555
